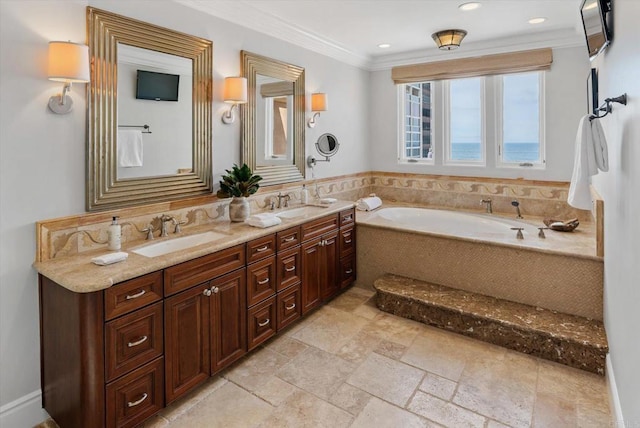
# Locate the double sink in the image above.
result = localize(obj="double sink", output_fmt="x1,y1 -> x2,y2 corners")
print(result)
131,204 -> 328,258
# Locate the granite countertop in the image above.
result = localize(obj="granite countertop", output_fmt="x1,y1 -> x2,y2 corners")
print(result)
33,201 -> 355,293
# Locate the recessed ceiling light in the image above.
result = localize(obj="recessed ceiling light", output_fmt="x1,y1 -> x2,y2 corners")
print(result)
583,1 -> 598,10
458,2 -> 481,11
528,17 -> 547,24
378,43 -> 391,49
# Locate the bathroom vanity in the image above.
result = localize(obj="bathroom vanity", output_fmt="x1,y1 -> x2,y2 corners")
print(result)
37,206 -> 356,428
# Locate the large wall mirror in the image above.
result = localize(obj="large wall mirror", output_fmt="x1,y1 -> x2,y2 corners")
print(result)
241,51 -> 305,186
86,7 -> 213,211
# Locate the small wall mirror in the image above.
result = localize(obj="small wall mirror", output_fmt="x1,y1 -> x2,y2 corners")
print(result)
241,51 -> 305,186
307,133 -> 339,167
86,8 -> 213,211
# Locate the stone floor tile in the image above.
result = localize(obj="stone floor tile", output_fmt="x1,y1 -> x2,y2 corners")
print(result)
140,415 -> 169,427
360,313 -> 423,346
251,376 -> 299,406
328,289 -> 372,312
350,397 -> 429,428
170,382 -> 273,428
486,420 -> 513,428
335,331 -> 381,364
291,307 -> 368,353
347,286 -> 375,298
374,339 -> 408,360
264,334 -> 308,359
408,391 -> 486,428
576,405 -> 613,428
401,333 -> 468,381
532,391 -> 577,428
276,346 -> 355,400
224,347 -> 290,393
328,382 -> 373,416
418,372 -> 458,401
352,297 -> 382,320
347,352 -> 425,407
160,377 -> 228,421
257,390 -> 353,428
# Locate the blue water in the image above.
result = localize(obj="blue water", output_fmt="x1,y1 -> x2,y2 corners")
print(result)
451,142 -> 539,162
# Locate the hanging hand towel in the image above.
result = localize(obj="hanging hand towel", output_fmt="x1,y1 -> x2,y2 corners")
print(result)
356,196 -> 382,211
117,130 -> 143,167
568,116 -> 598,210
590,118 -> 609,172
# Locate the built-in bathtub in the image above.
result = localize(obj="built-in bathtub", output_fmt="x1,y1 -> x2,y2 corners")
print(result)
356,205 -> 603,320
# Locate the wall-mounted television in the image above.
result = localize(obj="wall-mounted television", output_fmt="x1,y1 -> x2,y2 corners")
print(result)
580,0 -> 612,61
136,70 -> 180,101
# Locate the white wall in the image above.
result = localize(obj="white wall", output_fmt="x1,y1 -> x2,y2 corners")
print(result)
0,0 -> 369,423
369,46 -> 590,181
591,0 -> 640,424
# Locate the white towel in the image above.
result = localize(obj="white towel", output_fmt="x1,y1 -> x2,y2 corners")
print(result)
356,196 -> 382,211
92,252 -> 128,266
117,130 -> 143,167
245,213 -> 282,228
568,116 -> 598,210
591,119 -> 609,172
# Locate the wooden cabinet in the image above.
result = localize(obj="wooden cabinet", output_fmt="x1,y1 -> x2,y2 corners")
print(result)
39,205 -> 356,428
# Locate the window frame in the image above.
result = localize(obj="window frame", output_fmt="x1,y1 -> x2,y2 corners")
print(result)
397,82 -> 434,164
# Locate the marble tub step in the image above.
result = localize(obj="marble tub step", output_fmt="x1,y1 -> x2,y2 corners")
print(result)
373,274 -> 608,375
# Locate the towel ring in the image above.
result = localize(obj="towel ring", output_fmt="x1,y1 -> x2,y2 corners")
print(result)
589,94 -> 627,121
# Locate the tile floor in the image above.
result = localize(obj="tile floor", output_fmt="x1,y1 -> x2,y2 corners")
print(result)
49,286 -> 613,428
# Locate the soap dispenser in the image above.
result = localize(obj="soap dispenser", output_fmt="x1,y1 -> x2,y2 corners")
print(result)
301,184 -> 309,204
108,216 -> 121,251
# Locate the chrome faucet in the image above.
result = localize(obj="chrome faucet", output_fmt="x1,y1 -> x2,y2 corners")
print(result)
480,198 -> 493,214
160,215 -> 174,237
276,192 -> 291,209
511,199 -> 523,219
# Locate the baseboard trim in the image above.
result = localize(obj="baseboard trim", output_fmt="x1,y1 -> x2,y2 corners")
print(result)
606,353 -> 625,428
0,390 -> 48,428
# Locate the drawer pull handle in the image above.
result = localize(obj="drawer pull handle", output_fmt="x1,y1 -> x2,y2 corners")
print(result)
283,236 -> 296,242
344,215 -> 352,221
256,245 -> 269,252
127,393 -> 148,408
285,266 -> 296,272
127,336 -> 148,348
257,278 -> 270,285
125,289 -> 146,300
345,269 -> 353,274
258,319 -> 270,327
285,303 -> 296,310
344,239 -> 352,244
324,239 -> 335,245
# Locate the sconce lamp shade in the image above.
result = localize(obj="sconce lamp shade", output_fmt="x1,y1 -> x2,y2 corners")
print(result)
48,41 -> 90,82
431,29 -> 468,51
223,77 -> 247,103
311,93 -> 328,112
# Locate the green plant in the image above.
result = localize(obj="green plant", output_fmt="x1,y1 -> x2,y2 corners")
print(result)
216,163 -> 262,198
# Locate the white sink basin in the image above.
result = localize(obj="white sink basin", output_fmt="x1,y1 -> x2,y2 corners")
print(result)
275,205 -> 328,219
132,231 -> 229,258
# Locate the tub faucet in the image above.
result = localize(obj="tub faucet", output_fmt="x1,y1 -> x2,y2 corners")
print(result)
511,199 -> 523,219
480,198 -> 492,214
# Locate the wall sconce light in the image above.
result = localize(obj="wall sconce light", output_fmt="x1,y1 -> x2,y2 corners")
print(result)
431,29 -> 468,51
222,76 -> 247,124
47,41 -> 90,114
307,93 -> 328,128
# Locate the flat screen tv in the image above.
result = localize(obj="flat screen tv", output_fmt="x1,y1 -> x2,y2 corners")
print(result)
580,0 -> 612,60
136,70 -> 180,101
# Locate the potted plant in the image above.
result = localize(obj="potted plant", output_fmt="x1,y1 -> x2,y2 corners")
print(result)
217,163 -> 262,222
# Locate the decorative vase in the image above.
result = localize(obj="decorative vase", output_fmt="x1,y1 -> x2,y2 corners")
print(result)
229,196 -> 250,222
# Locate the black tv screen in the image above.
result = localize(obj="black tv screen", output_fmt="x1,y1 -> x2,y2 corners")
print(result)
136,70 -> 180,101
580,0 -> 612,60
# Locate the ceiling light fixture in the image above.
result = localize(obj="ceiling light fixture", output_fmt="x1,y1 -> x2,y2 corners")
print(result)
528,17 -> 547,24
377,43 -> 391,49
431,29 -> 467,51
458,2 -> 481,11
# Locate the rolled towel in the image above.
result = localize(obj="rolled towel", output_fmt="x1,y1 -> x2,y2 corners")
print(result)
245,213 -> 282,228
319,198 -> 337,205
356,196 -> 382,211
92,251 -> 128,266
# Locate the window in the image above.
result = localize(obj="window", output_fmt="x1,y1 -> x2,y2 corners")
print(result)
398,72 -> 544,169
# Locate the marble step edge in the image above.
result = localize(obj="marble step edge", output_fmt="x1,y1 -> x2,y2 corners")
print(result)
373,274 -> 608,350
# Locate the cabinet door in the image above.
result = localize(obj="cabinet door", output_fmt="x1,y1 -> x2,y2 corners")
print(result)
211,268 -> 247,373
247,296 -> 277,351
321,230 -> 339,301
164,285 -> 211,404
301,237 -> 323,315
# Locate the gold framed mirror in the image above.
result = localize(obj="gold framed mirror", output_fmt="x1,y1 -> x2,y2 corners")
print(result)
241,51 -> 305,186
86,7 -> 213,211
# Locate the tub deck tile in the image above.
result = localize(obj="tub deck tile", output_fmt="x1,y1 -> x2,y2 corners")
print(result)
373,274 -> 607,375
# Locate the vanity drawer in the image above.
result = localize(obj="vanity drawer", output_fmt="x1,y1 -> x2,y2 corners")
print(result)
277,283 -> 301,331
246,256 -> 276,307
106,357 -> 164,428
105,302 -> 164,382
339,255 -> 356,289
277,246 -> 301,292
164,244 -> 245,296
247,296 -> 276,351
276,226 -> 301,251
339,225 -> 355,258
339,208 -> 355,227
105,271 -> 163,321
301,214 -> 339,242
246,234 -> 277,264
